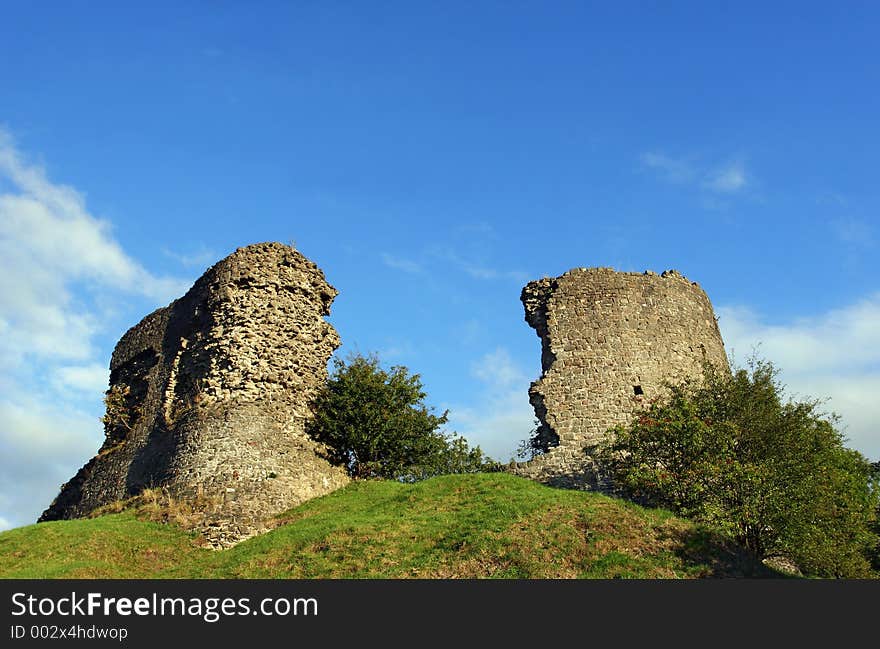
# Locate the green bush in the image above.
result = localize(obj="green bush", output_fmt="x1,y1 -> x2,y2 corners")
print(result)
871,461 -> 880,572
307,353 -> 498,480
597,358 -> 879,578
516,419 -> 559,461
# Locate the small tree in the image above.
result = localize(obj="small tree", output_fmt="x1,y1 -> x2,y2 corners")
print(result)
598,358 -> 879,578
516,419 -> 558,461
102,384 -> 133,431
307,353 -> 496,480
101,384 -> 135,446
870,461 -> 880,572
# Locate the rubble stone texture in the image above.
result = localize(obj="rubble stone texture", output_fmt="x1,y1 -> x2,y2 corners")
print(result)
511,267 -> 729,487
40,242 -> 349,545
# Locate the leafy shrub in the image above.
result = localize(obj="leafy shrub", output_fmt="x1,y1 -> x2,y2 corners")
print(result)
516,419 -> 559,461
307,353 -> 498,480
597,358 -> 879,578
871,462 -> 880,572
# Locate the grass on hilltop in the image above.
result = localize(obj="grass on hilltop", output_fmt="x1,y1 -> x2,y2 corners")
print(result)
0,473 -> 778,579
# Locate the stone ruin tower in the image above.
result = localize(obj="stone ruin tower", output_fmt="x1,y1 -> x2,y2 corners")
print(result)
511,267 -> 729,487
40,242 -> 349,544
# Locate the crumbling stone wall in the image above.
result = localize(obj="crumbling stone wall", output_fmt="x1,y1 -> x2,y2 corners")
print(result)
511,267 -> 728,487
40,242 -> 349,545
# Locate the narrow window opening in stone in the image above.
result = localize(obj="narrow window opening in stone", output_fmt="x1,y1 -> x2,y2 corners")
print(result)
633,385 -> 644,396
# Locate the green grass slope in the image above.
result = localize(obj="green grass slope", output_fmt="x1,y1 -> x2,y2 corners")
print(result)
0,473 -> 775,578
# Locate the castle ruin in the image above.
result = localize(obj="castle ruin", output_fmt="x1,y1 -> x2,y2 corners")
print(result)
39,242 -> 349,545
511,267 -> 729,487
39,246 -> 730,542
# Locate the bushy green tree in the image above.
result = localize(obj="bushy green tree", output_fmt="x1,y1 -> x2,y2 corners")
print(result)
598,359 -> 879,578
307,353 -> 497,480
516,419 -> 559,461
870,461 -> 880,572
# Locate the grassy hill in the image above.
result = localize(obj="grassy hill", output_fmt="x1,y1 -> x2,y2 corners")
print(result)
0,473 -> 777,578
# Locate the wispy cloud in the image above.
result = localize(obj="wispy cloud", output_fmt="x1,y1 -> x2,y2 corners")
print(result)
704,161 -> 748,193
455,221 -> 498,238
640,151 -> 750,195
458,318 -> 488,345
0,129 -> 187,530
0,394 -> 101,532
472,348 -> 525,387
381,252 -> 423,274
816,191 -> 849,207
381,246 -> 528,284
162,245 -> 217,269
51,364 -> 110,396
0,134 -> 186,306
447,348 -> 536,462
639,152 -> 696,184
717,294 -> 880,460
433,248 -> 529,283
376,339 -> 416,361
0,130 -> 187,372
831,217 -> 875,249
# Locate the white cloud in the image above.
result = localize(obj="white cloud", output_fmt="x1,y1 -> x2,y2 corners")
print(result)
718,296 -> 880,374
0,516 -> 10,532
704,161 -> 748,193
376,339 -> 416,361
455,221 -> 498,238
458,318 -> 488,345
0,131 -> 186,368
447,348 -> 536,463
0,396 -> 100,465
0,394 -> 102,529
162,245 -> 217,269
381,252 -> 423,274
0,129 -> 187,530
717,295 -> 880,460
639,152 -> 695,184
381,246 -> 527,283
434,248 -> 528,283
472,347 -> 524,388
640,151 -> 750,196
52,364 -> 110,395
832,217 -> 875,249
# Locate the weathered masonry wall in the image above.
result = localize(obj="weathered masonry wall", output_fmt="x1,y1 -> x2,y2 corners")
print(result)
511,268 -> 729,487
40,242 -> 349,545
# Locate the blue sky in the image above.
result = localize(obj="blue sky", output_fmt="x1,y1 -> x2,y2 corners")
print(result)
1,2 -> 878,530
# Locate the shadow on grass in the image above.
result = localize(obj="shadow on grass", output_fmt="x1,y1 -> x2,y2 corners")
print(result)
665,526 -> 796,578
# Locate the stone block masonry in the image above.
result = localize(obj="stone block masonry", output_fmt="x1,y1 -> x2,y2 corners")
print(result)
511,267 -> 728,488
40,242 -> 350,545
